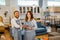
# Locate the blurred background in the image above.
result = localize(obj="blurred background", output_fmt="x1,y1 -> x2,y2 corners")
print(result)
0,0 -> 60,40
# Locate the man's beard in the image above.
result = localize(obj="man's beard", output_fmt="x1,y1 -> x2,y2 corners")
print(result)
15,16 -> 19,19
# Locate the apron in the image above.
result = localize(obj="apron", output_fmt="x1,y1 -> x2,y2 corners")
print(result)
24,21 -> 36,40
12,20 -> 22,40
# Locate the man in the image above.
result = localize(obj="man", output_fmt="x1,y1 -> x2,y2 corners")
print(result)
3,11 -> 11,28
11,11 -> 22,40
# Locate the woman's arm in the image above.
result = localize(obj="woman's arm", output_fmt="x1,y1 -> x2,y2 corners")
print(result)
26,19 -> 37,30
31,19 -> 37,30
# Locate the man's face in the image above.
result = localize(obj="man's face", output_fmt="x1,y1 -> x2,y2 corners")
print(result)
14,12 -> 19,18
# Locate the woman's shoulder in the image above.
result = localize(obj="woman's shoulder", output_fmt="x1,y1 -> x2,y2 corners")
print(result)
32,19 -> 36,22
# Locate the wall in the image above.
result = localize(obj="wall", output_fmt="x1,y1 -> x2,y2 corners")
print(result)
0,0 -> 10,17
0,6 -> 9,17
0,0 -> 19,18
0,0 -> 41,19
1,0 -> 60,19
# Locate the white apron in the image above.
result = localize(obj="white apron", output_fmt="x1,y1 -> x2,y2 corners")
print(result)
12,19 -> 22,40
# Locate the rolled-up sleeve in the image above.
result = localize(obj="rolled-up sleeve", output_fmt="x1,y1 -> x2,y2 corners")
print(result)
11,19 -> 20,28
32,19 -> 37,29
20,21 -> 22,30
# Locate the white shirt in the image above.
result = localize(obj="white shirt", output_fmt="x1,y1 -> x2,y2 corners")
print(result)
25,19 -> 37,30
11,17 -> 22,29
3,16 -> 10,24
31,19 -> 37,29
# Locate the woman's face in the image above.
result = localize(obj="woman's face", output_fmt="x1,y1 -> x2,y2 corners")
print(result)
27,12 -> 31,19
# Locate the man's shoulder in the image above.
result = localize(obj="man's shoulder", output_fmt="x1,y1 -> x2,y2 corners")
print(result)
11,18 -> 15,21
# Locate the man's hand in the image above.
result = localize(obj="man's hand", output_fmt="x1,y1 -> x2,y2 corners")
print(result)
22,25 -> 34,30
26,27 -> 32,30
22,25 -> 27,28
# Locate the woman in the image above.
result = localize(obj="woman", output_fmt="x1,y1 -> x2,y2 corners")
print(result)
24,11 -> 37,40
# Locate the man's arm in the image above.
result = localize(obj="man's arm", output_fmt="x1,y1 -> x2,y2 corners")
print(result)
11,19 -> 20,28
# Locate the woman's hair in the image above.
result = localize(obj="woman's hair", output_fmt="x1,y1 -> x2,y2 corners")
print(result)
0,16 -> 3,22
25,11 -> 34,21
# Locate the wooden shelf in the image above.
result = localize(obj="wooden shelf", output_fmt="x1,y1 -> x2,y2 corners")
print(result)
48,7 -> 60,13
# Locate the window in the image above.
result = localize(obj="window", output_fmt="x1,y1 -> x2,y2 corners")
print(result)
47,0 -> 60,6
27,7 -> 29,11
19,6 -> 40,14
34,7 -> 36,13
31,7 -> 33,13
23,7 -> 25,13
0,0 -> 5,5
18,0 -> 38,6
37,7 -> 40,13
20,7 -> 22,13
18,0 -> 40,14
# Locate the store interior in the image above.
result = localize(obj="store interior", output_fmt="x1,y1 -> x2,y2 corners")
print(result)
0,0 -> 60,40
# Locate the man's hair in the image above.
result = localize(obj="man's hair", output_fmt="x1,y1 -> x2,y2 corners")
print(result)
14,11 -> 19,14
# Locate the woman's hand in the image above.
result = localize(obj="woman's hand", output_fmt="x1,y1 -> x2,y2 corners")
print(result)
26,27 -> 32,30
22,25 -> 26,28
26,26 -> 34,30
22,25 -> 29,28
22,25 -> 34,30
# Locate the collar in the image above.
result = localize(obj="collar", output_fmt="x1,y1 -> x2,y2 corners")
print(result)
14,17 -> 20,20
